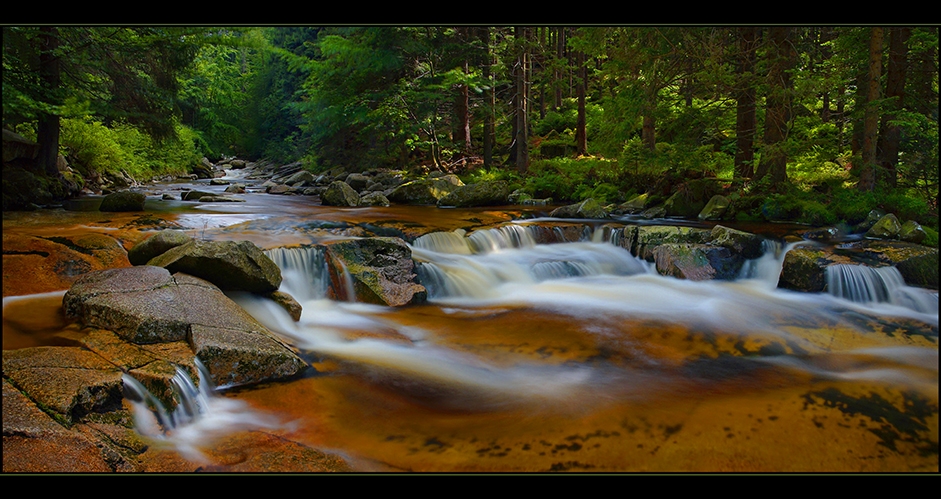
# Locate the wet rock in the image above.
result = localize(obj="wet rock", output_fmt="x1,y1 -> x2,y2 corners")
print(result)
617,192 -> 660,214
653,243 -> 742,281
698,195 -> 731,221
62,266 -> 306,387
359,192 -> 391,207
841,239 -> 939,289
709,225 -> 765,260
2,379 -> 116,472
321,181 -> 360,207
209,178 -> 230,185
198,195 -> 245,202
267,184 -> 297,195
127,229 -> 192,266
224,183 -> 246,194
899,220 -> 927,244
634,225 -> 711,261
181,189 -> 215,201
99,191 -> 146,212
267,290 -> 303,321
437,180 -> 512,208
865,213 -> 901,239
549,198 -> 607,219
146,239 -> 282,294
2,347 -> 124,424
322,237 -> 427,306
778,246 -> 854,292
387,175 -> 463,205
345,173 -> 371,192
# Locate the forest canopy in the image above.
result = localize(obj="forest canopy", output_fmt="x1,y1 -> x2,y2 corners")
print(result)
2,25 -> 938,230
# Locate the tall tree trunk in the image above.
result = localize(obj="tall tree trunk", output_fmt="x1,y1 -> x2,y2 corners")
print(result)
515,27 -> 530,173
37,26 -> 62,177
480,27 -> 495,168
877,27 -> 910,189
755,27 -> 794,188
554,27 -> 565,110
641,88 -> 656,152
734,26 -> 759,179
858,27 -> 884,192
575,49 -> 587,156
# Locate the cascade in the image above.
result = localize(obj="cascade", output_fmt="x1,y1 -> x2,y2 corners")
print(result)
123,358 -> 282,462
264,246 -> 330,302
826,264 -> 938,314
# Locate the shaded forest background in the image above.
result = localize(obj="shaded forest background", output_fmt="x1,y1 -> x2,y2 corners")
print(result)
3,26 -> 938,235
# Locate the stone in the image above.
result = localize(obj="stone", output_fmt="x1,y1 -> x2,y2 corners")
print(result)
321,237 -> 427,307
387,175 -> 464,205
127,230 -> 192,266
865,213 -> 901,239
321,181 -> 360,207
549,198 -> 608,219
437,181 -> 512,208
99,191 -> 146,212
146,239 -> 282,293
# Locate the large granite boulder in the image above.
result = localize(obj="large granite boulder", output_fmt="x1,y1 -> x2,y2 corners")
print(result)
865,213 -> 901,239
652,244 -> 742,281
321,237 -> 427,307
146,239 -> 282,294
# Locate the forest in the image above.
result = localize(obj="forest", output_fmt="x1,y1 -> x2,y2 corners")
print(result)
3,26 -> 939,240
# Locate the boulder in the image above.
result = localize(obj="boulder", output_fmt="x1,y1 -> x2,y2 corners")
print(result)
146,239 -> 282,294
698,195 -> 731,221
778,247 -> 854,292
181,189 -> 215,201
99,191 -> 146,212
709,225 -> 765,260
387,175 -> 463,205
345,173 -> 371,192
436,180 -> 512,208
865,213 -> 901,239
633,225 -> 711,261
321,181 -> 360,207
127,230 -> 192,266
359,192 -> 391,207
321,237 -> 427,307
549,198 -> 608,219
653,243 -> 743,281
899,220 -> 927,244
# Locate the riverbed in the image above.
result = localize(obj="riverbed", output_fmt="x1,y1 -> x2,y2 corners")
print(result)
3,172 -> 938,473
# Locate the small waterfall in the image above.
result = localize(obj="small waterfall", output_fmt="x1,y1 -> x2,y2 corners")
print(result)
123,358 -> 282,463
738,239 -> 806,288
122,358 -> 214,435
826,264 -> 938,314
265,246 -> 330,302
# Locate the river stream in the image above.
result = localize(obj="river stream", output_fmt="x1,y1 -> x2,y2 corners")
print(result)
2,171 -> 938,472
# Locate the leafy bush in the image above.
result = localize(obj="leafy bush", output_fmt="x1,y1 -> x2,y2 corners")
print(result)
60,118 -> 201,181
523,156 -> 624,203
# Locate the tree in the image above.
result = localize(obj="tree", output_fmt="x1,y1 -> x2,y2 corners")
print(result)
858,27 -> 884,192
755,27 -> 796,188
733,26 -> 760,179
876,27 -> 911,188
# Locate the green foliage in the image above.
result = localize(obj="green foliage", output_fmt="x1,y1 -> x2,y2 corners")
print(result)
60,118 -> 200,180
523,156 -> 623,203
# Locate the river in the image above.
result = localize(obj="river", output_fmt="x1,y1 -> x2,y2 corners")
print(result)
2,170 -> 938,473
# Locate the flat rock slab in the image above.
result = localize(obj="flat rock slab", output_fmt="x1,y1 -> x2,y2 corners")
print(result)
2,346 -> 124,424
62,266 -> 306,387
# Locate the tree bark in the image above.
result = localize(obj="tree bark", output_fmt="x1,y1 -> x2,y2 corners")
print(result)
37,26 -> 62,177
755,27 -> 794,187
575,49 -> 587,156
877,27 -> 910,189
734,27 -> 759,179
479,27 -> 495,168
515,27 -> 530,173
858,27 -> 883,192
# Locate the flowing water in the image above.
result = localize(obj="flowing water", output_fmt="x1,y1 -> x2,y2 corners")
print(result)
2,173 -> 938,473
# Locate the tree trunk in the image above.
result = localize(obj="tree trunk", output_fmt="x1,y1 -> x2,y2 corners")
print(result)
515,27 -> 530,173
37,26 -> 62,177
575,49 -> 587,156
734,27 -> 759,179
755,27 -> 794,187
858,27 -> 883,192
877,27 -> 910,189
480,27 -> 495,168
